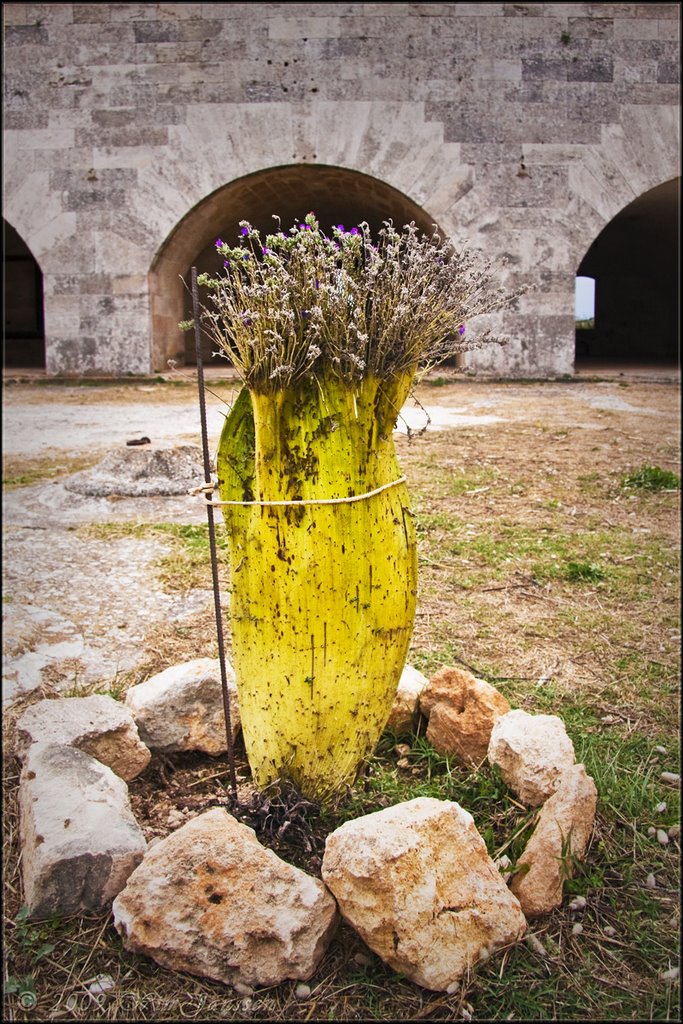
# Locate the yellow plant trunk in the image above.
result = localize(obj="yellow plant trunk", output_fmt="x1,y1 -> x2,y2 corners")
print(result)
216,372 -> 417,804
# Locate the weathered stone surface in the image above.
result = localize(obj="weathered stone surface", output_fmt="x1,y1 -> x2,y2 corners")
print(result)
64,443 -> 205,497
385,664 -> 429,735
321,797 -> 526,992
419,665 -> 511,765
3,4 -> 678,380
113,808 -> 338,988
510,764 -> 598,918
124,658 -> 240,754
19,743 -> 146,920
14,695 -> 151,781
488,709 -> 576,807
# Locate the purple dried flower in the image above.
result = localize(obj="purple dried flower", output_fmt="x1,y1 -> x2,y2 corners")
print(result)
350,227 -> 359,235
459,324 -> 466,336
241,225 -> 250,236
215,238 -> 224,249
223,260 -> 230,268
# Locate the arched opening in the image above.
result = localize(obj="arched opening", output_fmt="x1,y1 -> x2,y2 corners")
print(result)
575,178 -> 679,370
3,220 -> 45,369
149,165 -> 441,370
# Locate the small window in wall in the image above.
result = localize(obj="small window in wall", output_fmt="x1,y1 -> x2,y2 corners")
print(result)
575,275 -> 595,361
575,276 -> 595,329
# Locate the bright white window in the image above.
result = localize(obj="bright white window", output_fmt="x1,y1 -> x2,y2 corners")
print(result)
575,276 -> 595,325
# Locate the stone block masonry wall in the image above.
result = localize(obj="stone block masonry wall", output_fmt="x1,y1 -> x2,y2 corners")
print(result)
2,3 -> 680,377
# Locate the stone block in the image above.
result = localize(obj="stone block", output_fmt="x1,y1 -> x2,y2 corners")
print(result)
19,743 -> 146,919
124,658 -> 240,754
420,666 -> 511,766
14,695 -> 151,781
113,808 -> 338,987
322,797 -> 526,991
567,56 -> 614,82
384,664 -> 429,735
510,764 -> 598,917
133,21 -> 181,44
4,25 -> 49,45
488,709 -> 576,807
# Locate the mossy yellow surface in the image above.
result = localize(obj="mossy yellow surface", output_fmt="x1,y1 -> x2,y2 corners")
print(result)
217,373 -> 417,803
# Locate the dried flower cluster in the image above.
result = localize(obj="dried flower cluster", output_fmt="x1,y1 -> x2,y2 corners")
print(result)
190,213 -> 511,391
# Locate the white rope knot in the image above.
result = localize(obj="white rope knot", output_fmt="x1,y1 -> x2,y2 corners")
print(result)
198,475 -> 408,508
188,481 -> 217,496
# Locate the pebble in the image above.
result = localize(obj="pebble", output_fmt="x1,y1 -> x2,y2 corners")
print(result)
660,772 -> 680,787
87,974 -> 115,996
668,824 -> 680,840
571,923 -> 583,936
655,801 -> 668,814
294,983 -> 311,1001
645,873 -> 657,889
569,896 -> 586,911
656,829 -> 670,846
446,981 -> 460,995
661,967 -> 679,982
603,926 -> 617,937
394,744 -> 412,757
654,746 -> 667,754
353,952 -> 371,968
648,826 -> 657,836
233,982 -> 254,997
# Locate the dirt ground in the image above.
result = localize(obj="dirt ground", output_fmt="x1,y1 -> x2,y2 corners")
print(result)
2,368 -> 680,1022
2,370 -> 679,707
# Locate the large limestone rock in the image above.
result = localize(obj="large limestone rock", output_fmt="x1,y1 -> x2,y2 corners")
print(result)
385,664 -> 429,735
112,808 -> 338,988
19,743 -> 147,919
321,797 -> 526,991
14,695 -> 151,781
419,665 -> 511,765
488,709 -> 576,806
510,764 -> 598,918
124,658 -> 240,755
64,443 -> 204,497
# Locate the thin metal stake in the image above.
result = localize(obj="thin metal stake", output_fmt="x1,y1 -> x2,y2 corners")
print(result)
191,266 -> 239,803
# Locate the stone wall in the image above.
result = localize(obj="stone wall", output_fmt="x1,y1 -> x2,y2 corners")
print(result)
2,2 -> 680,377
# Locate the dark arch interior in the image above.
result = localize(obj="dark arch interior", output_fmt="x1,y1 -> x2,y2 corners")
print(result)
575,178 -> 679,369
150,165 -> 439,367
3,220 -> 45,369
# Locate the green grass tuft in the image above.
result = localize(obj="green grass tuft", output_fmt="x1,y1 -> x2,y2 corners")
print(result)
563,561 -> 608,583
622,465 -> 680,491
